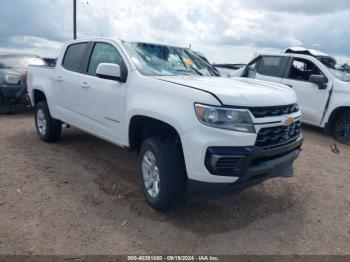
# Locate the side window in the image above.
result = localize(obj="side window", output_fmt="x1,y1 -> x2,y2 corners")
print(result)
256,56 -> 288,77
288,58 -> 322,82
88,43 -> 124,75
62,43 -> 88,71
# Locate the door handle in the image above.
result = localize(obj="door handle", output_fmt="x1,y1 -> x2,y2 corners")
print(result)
56,76 -> 63,82
80,82 -> 90,88
286,84 -> 293,88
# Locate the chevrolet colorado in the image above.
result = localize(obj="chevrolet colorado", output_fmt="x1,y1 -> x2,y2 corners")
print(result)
27,38 -> 303,210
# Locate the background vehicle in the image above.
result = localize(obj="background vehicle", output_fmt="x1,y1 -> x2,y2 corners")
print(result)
0,53 -> 47,114
341,63 -> 350,73
232,47 -> 350,144
214,64 -> 246,77
27,38 -> 303,210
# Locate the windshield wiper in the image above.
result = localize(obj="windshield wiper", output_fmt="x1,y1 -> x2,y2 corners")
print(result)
189,66 -> 203,76
171,68 -> 195,75
184,50 -> 220,76
173,49 -> 202,76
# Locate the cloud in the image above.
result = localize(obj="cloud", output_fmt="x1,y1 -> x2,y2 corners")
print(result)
0,36 -> 63,58
241,0 -> 350,15
9,36 -> 63,50
0,0 -> 72,42
0,0 -> 349,63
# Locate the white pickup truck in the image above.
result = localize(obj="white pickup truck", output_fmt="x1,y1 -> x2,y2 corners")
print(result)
27,38 -> 303,210
232,47 -> 350,144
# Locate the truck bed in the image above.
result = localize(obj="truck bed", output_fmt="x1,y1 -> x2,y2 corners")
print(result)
27,65 -> 56,107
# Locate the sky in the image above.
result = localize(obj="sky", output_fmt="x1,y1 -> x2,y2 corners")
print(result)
0,0 -> 349,64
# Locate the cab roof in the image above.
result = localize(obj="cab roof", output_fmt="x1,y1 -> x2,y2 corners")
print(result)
66,37 -> 186,49
283,46 -> 329,57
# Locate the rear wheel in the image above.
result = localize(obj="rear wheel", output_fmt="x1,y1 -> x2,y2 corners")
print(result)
333,110 -> 350,145
35,101 -> 62,142
139,137 -> 187,211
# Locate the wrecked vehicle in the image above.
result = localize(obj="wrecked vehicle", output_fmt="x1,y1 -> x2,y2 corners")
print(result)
232,47 -> 350,144
27,38 -> 303,210
214,64 -> 246,77
0,53 -> 47,114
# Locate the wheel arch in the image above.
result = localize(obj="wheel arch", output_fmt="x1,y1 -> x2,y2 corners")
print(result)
32,89 -> 47,106
128,115 -> 183,152
31,88 -> 59,119
325,106 -> 350,134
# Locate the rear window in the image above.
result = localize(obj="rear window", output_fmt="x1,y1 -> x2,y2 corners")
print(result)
256,56 -> 288,78
0,56 -> 46,69
62,42 -> 88,72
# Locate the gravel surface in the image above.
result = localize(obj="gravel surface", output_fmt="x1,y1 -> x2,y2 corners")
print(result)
0,110 -> 350,255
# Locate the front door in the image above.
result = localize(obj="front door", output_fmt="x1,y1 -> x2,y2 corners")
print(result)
76,42 -> 127,143
281,58 -> 331,125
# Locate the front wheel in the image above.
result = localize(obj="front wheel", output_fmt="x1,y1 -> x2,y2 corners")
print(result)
35,101 -> 62,142
333,110 -> 350,145
139,137 -> 187,211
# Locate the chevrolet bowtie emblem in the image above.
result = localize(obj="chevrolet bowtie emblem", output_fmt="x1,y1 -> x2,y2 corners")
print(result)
284,116 -> 295,126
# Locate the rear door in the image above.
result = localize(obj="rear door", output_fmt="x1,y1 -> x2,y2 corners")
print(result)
55,42 -> 89,124
75,41 -> 128,143
281,57 -> 331,125
246,55 -> 289,84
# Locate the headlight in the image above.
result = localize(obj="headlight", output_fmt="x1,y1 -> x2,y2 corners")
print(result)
194,103 -> 255,133
5,74 -> 22,85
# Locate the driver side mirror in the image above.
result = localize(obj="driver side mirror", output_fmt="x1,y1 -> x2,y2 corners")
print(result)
96,63 -> 126,82
309,74 -> 328,89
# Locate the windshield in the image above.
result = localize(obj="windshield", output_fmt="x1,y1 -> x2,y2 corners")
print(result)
122,42 -> 217,77
318,56 -> 350,82
0,56 -> 46,69
328,67 -> 350,82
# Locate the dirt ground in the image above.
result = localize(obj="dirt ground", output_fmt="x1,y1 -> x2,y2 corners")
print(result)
0,109 -> 350,255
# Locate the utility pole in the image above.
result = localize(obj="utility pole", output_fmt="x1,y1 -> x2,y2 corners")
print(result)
73,0 -> 77,39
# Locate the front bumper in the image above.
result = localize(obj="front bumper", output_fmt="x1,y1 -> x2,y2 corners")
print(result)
0,84 -> 28,103
205,135 -> 303,177
187,135 -> 303,196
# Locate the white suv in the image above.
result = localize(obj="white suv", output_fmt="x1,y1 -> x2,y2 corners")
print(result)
27,38 -> 303,210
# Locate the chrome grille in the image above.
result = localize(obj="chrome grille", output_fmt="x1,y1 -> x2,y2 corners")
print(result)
249,104 -> 299,118
256,121 -> 301,147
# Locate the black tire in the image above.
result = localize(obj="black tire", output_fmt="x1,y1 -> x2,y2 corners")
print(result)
333,110 -> 350,145
35,101 -> 62,142
0,92 -> 11,115
139,137 -> 187,211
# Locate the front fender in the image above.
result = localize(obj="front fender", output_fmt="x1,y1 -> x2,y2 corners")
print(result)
123,76 -> 220,146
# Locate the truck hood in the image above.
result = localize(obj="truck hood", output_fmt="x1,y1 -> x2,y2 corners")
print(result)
155,76 -> 297,107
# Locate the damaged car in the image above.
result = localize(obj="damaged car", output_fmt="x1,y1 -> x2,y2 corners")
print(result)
232,47 -> 350,144
0,53 -> 47,114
